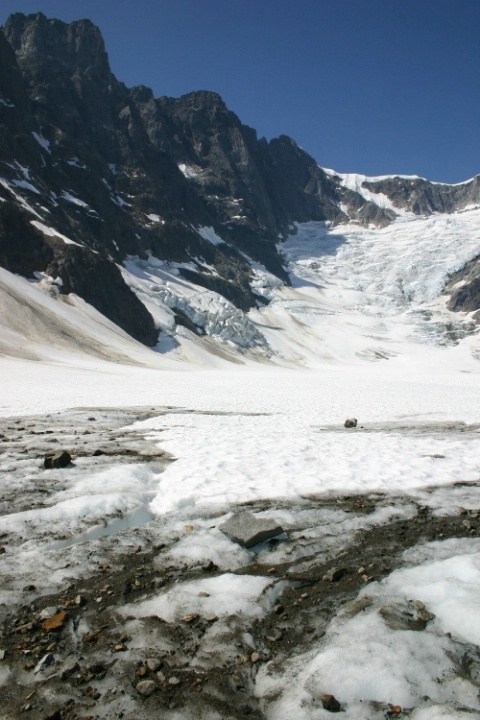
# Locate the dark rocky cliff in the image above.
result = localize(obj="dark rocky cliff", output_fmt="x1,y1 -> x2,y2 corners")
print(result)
1,12 -> 479,344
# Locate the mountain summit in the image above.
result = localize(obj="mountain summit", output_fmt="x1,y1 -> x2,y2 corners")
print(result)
1,12 -> 479,357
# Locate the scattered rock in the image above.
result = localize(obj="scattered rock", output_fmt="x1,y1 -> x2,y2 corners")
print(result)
136,679 -> 156,697
146,657 -> 162,672
204,614 -> 218,623
42,610 -> 67,631
322,693 -> 342,712
39,606 -> 59,620
34,653 -> 56,674
60,661 -> 80,680
44,450 -> 72,469
344,418 -> 357,428
202,560 -> 217,571
183,613 -> 199,624
323,567 -> 349,582
250,652 -> 260,663
168,676 -> 180,685
219,511 -> 284,548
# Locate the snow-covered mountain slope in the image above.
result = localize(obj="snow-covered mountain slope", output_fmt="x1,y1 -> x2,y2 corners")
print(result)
255,207 -> 480,366
1,207 -> 479,372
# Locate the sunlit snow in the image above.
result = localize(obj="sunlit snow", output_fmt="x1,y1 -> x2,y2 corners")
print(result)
1,205 -> 480,718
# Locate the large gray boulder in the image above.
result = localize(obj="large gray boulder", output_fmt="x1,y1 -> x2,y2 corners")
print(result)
219,511 -> 284,548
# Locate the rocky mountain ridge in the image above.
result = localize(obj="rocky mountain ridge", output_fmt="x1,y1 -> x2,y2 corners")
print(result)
1,12 -> 479,348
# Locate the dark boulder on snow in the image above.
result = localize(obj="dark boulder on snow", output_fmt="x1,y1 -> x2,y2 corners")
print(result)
44,450 -> 71,469
219,511 -> 284,548
344,418 -> 357,428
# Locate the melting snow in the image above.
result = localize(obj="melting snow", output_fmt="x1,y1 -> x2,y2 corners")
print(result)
178,163 -> 198,179
198,226 -> 225,245
30,220 -> 82,246
32,131 -> 51,153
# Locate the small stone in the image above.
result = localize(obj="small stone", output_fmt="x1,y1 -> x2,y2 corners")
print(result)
322,693 -> 342,712
34,653 -> 56,674
471,512 -> 479,519
416,609 -> 435,623
251,652 -> 260,663
344,418 -> 357,428
0,546 -> 5,554
412,599 -> 425,610
197,591 -> 210,597
114,644 -> 126,652
43,450 -> 72,469
202,560 -> 217,571
146,657 -> 162,672
0,649 -> 5,660
136,679 -> 156,697
156,671 -> 166,683
96,597 -> 103,604
273,604 -> 284,615
183,613 -> 199,624
204,614 -> 218,623
463,519 -> 472,529
42,610 -> 67,631
74,595 -> 86,606
60,661 -> 79,680
324,567 -> 349,582
168,676 -> 180,685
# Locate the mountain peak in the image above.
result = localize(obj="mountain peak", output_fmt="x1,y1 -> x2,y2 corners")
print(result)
3,12 -> 111,79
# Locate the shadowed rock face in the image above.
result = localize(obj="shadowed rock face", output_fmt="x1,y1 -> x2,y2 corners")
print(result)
446,254 -> 480,320
1,12 -> 479,345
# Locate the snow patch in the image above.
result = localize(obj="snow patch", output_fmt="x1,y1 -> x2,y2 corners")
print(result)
198,226 -> 225,245
32,131 -> 51,153
178,163 -> 198,179
30,220 -> 82,246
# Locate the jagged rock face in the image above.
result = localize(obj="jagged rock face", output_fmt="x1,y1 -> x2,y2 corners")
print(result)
446,255 -> 480,320
363,175 -> 480,215
0,12 -> 479,347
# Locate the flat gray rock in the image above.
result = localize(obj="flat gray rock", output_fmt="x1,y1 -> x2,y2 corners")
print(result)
219,511 -> 284,548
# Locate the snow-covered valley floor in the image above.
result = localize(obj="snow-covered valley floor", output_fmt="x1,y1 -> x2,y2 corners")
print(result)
1,208 -> 480,719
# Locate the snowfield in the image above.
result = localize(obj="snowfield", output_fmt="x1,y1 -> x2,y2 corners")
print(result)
1,207 -> 480,719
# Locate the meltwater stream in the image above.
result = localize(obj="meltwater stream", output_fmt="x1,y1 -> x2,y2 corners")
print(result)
48,504 -> 155,551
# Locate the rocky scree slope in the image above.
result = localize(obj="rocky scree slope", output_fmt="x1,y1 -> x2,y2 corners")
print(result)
1,12 -> 480,347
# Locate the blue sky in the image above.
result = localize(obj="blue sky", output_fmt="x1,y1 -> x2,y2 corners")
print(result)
1,0 -> 479,183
